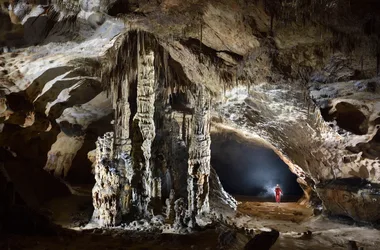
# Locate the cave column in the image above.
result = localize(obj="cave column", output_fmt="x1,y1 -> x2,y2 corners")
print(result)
131,34 -> 158,217
113,71 -> 134,217
187,86 -> 211,227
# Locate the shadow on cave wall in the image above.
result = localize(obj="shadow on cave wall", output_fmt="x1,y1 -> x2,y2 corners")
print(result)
210,131 -> 303,201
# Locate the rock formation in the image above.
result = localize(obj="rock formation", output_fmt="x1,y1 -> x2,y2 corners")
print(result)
187,86 -> 212,227
92,132 -> 121,227
317,179 -> 380,223
131,33 -> 157,217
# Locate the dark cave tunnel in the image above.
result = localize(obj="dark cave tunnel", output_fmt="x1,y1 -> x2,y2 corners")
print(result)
211,131 -> 303,202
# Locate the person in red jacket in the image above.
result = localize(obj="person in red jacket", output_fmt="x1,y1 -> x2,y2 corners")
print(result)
274,184 -> 282,203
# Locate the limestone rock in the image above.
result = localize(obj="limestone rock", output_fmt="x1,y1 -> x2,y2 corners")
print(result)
317,178 -> 380,223
44,132 -> 85,177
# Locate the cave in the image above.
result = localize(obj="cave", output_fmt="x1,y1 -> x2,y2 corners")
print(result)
2,0 -> 380,249
211,130 -> 303,201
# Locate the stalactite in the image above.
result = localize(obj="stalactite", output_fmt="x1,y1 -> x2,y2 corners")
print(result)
199,20 -> 203,53
91,132 -> 121,227
186,86 -> 211,228
164,50 -> 169,88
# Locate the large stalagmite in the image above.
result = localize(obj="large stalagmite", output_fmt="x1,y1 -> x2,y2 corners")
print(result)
91,132 -> 121,227
187,86 -> 212,227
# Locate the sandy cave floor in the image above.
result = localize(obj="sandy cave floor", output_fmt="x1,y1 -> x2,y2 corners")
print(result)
1,193 -> 380,249
235,195 -> 313,224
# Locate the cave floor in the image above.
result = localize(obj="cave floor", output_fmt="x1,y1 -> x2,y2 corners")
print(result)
2,193 -> 380,250
236,196 -> 313,224
227,196 -> 380,250
2,218 -> 379,250
1,229 -> 220,250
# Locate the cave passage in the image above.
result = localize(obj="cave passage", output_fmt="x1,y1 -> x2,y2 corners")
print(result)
211,131 -> 303,202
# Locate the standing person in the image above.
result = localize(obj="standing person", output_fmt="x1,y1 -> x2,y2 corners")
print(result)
274,184 -> 282,203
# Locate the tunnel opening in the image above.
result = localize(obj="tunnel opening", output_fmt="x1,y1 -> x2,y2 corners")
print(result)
210,130 -> 304,203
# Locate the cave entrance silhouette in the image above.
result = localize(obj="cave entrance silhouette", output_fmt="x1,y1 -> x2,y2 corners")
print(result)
211,130 -> 304,203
